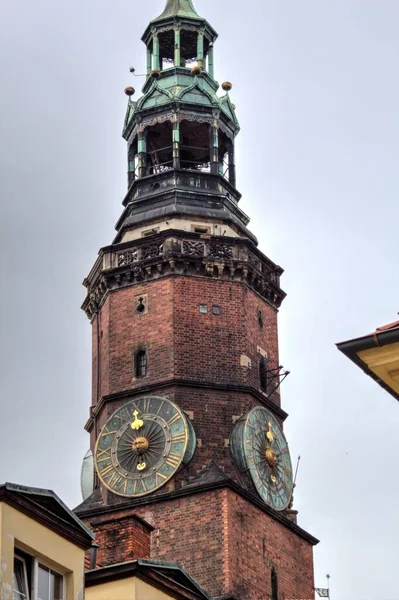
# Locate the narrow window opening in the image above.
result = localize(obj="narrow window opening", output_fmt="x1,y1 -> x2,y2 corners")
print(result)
271,567 -> 278,600
259,357 -> 268,393
136,298 -> 146,314
135,350 -> 148,378
258,309 -> 264,329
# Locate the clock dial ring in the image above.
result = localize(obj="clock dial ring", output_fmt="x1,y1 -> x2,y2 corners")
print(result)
94,396 -> 195,498
231,406 -> 293,511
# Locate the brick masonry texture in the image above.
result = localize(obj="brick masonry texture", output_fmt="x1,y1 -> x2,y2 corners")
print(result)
84,273 -> 315,600
85,508 -> 151,567
91,276 -> 280,407
131,489 -> 314,600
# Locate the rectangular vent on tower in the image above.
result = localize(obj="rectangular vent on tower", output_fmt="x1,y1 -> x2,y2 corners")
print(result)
142,227 -> 159,238
192,225 -> 210,235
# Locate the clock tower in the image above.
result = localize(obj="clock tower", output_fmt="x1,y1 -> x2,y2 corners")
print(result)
75,1 -> 318,598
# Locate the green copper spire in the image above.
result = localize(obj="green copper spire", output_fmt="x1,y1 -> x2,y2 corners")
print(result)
155,0 -> 201,21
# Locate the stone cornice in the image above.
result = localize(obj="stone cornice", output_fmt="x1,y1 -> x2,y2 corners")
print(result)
82,232 -> 286,320
84,378 -> 288,433
75,478 -> 319,547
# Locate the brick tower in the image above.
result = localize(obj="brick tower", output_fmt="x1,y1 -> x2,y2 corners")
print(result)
75,1 -> 318,598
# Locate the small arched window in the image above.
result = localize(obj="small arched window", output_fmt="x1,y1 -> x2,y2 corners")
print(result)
259,357 -> 268,393
135,350 -> 148,378
271,567 -> 278,600
258,309 -> 264,330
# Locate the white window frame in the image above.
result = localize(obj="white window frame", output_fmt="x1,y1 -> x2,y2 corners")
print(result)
14,552 -> 66,600
13,555 -> 30,600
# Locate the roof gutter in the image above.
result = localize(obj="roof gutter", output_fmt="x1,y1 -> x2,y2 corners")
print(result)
337,328 -> 399,402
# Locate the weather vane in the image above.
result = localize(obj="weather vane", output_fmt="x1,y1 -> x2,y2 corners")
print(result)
314,574 -> 331,598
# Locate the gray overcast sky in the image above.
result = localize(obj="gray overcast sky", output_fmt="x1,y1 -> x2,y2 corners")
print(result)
1,1 -> 399,598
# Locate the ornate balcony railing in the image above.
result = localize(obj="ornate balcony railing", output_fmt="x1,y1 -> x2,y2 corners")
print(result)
82,232 -> 286,319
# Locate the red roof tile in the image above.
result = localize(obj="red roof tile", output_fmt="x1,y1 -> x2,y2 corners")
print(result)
376,319 -> 399,333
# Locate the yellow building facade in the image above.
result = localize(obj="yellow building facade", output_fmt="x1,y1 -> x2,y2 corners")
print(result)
1,483 -> 210,600
85,560 -> 211,600
0,483 -> 94,600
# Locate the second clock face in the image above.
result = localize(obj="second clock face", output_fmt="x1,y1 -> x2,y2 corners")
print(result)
95,396 -> 195,498
231,406 -> 293,511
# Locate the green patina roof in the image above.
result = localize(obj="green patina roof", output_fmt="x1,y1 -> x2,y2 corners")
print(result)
154,0 -> 202,21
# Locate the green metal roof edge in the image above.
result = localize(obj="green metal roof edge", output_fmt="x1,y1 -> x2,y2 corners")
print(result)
153,0 -> 201,22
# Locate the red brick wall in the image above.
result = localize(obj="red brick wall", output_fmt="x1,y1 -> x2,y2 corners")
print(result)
91,296 -> 111,406
173,278 -> 279,394
86,274 -> 315,600
92,280 -> 175,404
226,491 -> 315,600
91,276 -> 280,408
84,509 -> 151,567
133,489 -> 314,600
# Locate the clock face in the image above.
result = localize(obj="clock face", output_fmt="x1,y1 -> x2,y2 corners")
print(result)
95,396 -> 196,498
230,406 -> 293,511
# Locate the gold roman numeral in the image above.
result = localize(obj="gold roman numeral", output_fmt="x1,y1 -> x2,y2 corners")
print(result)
97,447 -> 111,463
167,413 -> 181,427
99,464 -> 114,478
165,453 -> 181,469
155,472 -> 167,487
171,433 -> 186,443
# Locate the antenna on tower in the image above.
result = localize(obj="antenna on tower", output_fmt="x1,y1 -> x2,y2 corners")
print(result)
288,456 -> 301,510
293,455 -> 301,488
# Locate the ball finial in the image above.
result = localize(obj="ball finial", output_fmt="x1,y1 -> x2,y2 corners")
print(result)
222,81 -> 232,92
124,86 -> 135,97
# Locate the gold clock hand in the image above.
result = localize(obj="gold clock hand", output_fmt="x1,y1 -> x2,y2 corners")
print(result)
266,421 -> 274,443
131,410 -> 144,431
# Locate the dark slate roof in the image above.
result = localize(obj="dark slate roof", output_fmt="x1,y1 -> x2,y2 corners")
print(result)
0,482 -> 94,549
85,559 -> 211,600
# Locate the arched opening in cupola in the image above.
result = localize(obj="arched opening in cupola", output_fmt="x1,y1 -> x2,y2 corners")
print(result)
158,30 -> 175,69
180,29 -> 198,66
146,121 -> 174,174
217,130 -> 236,186
133,119 -> 235,184
127,139 -> 138,186
150,27 -> 213,71
180,120 -> 210,170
